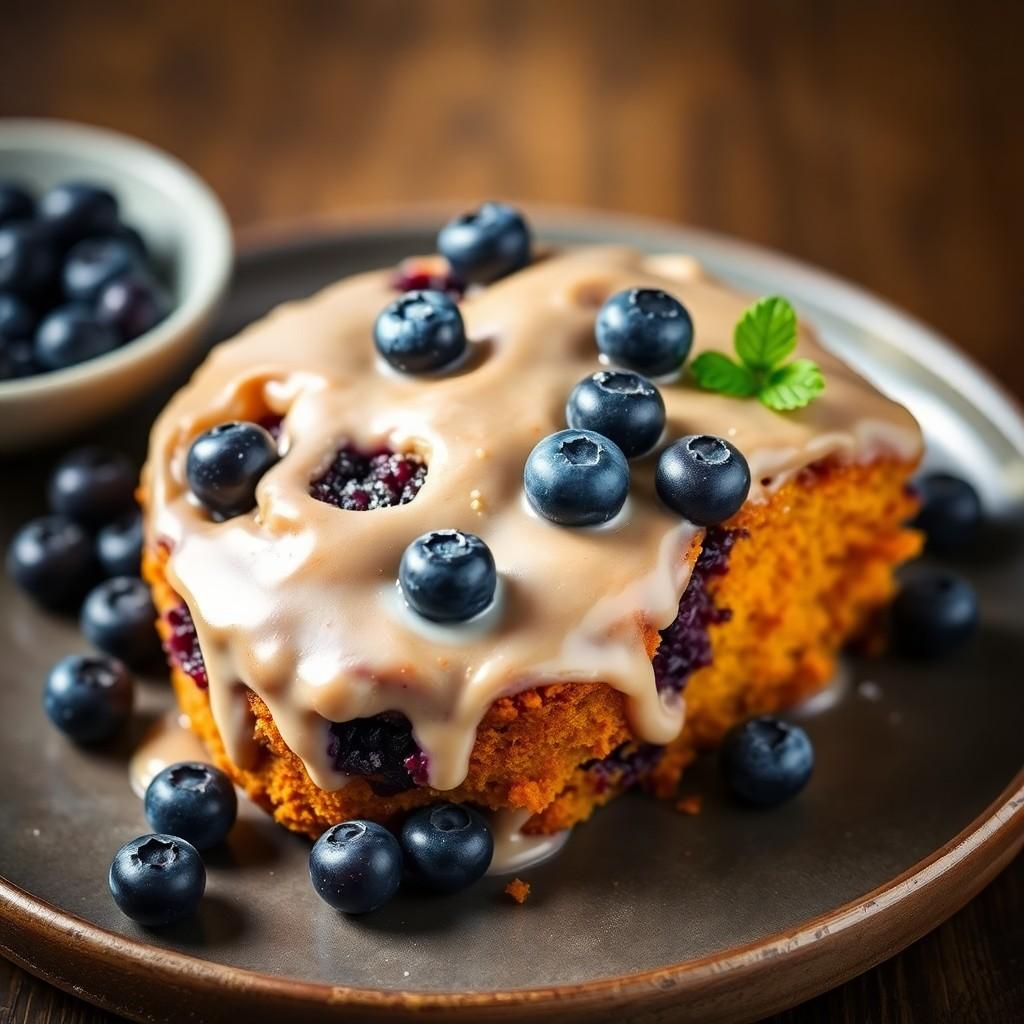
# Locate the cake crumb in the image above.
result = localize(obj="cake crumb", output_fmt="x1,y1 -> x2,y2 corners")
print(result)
505,878 -> 531,904
675,794 -> 702,815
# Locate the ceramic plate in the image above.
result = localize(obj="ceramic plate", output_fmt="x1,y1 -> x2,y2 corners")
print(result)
1,210 -> 1022,1024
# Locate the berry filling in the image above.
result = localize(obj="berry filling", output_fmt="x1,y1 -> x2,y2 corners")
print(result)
391,257 -> 465,299
164,603 -> 208,690
258,413 -> 284,440
653,526 -> 740,694
584,742 -> 664,795
327,712 -> 427,794
310,445 -> 426,511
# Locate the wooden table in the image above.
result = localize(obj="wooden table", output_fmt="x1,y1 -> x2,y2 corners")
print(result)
0,1 -> 1020,1020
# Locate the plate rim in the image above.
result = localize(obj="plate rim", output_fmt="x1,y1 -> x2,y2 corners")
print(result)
3,210 -> 1023,1022
3,772 -> 1021,1021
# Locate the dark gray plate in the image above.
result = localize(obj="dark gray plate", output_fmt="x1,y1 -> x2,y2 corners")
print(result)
1,211 -> 1022,1024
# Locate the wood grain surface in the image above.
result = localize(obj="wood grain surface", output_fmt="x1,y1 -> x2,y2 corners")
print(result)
0,1 -> 1020,1021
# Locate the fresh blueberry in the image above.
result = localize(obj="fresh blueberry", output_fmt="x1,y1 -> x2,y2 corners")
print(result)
912,473 -> 982,552
96,271 -> 170,341
81,576 -> 160,667
0,182 -> 34,226
6,515 -> 94,608
892,570 -> 978,658
43,653 -> 133,743
108,834 -> 205,927
524,429 -> 630,526
566,370 -> 665,458
0,338 -> 38,380
144,762 -> 238,851
437,201 -> 531,284
62,237 -> 141,302
40,182 -> 119,245
0,292 -> 36,340
48,446 -> 136,528
656,435 -> 750,525
35,304 -> 120,370
399,530 -> 497,623
374,290 -> 467,374
309,820 -> 403,914
96,511 -> 143,577
720,716 -> 814,806
186,421 -> 279,519
106,222 -> 150,261
400,802 -> 493,893
595,288 -> 693,377
0,223 -> 57,297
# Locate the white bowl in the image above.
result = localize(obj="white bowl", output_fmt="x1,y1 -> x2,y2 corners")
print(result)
0,119 -> 232,451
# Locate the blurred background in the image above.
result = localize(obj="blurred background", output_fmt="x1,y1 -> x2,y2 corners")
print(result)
0,0 -> 1019,385
0,1 -> 1021,1021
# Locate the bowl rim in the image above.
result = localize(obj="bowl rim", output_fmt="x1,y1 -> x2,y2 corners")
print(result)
0,117 -> 233,398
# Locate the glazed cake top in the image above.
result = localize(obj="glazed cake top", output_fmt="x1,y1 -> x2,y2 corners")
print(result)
144,245 -> 922,792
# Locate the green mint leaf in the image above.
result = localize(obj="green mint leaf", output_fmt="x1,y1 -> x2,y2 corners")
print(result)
690,352 -> 759,397
758,358 -> 825,411
734,295 -> 798,371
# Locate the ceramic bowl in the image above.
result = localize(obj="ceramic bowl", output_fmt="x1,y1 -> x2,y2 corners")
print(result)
0,119 -> 232,451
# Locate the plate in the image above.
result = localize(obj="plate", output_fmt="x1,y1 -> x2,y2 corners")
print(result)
1,210 -> 1022,1024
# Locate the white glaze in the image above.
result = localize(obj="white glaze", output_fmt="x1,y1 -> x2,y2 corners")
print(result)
486,808 -> 571,875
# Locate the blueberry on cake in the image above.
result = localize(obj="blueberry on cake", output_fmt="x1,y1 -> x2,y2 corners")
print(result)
142,203 -> 921,842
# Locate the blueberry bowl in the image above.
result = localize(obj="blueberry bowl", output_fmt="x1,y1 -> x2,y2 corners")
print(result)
0,119 -> 232,451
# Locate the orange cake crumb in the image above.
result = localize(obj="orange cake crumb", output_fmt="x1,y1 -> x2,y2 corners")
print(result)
504,879 -> 531,904
675,795 -> 703,816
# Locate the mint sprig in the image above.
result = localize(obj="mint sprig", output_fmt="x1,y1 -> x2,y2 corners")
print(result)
690,296 -> 824,411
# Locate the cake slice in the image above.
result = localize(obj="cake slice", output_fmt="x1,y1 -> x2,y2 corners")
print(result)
142,236 -> 921,842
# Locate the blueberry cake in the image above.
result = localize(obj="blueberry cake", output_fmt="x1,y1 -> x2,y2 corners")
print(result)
142,205 -> 922,841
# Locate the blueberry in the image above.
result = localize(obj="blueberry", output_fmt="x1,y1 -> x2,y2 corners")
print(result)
40,182 -> 119,245
720,716 -> 814,806
35,305 -> 120,370
374,290 -> 466,374
144,762 -> 238,851
892,570 -> 978,658
186,421 -> 279,519
524,429 -> 630,526
656,435 -> 750,525
566,370 -> 665,458
106,222 -> 150,261
912,473 -> 982,552
0,292 -> 36,340
81,576 -> 160,667
0,223 -> 57,297
0,182 -> 34,226
48,446 -> 136,528
437,201 -> 531,284
43,653 -> 133,743
595,288 -> 693,377
6,515 -> 94,608
399,530 -> 497,623
400,802 -> 493,893
108,834 -> 205,927
0,338 -> 39,380
96,511 -> 143,577
96,271 -> 170,341
62,237 -> 141,303
309,820 -> 403,914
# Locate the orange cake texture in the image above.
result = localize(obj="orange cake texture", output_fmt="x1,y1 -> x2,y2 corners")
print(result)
145,454 -> 919,838
505,879 -> 532,904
